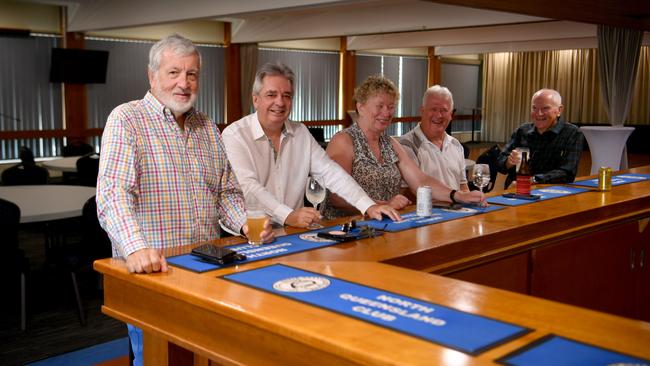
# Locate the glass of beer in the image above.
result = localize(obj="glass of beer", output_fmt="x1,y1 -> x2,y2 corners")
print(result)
246,205 -> 267,245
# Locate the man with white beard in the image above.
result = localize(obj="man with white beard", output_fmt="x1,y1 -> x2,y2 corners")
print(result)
96,34 -> 273,366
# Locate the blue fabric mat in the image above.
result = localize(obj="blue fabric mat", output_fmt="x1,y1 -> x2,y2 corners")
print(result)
357,204 -> 505,232
497,334 -> 650,366
167,226 -> 343,273
571,173 -> 650,188
223,264 -> 531,355
487,185 -> 589,206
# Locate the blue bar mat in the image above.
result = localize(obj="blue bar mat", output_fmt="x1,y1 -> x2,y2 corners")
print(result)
571,173 -> 650,188
496,334 -> 650,366
223,264 -> 531,355
487,185 -> 589,206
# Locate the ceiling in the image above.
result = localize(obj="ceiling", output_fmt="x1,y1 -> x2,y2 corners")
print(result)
20,0 -> 650,53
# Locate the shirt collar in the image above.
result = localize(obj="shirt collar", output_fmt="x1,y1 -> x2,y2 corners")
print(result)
251,113 -> 293,140
526,119 -> 564,136
415,123 -> 451,146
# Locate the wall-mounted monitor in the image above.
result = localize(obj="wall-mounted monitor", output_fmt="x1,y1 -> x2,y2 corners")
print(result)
49,48 -> 109,84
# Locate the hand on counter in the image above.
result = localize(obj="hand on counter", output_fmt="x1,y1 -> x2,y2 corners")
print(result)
126,248 -> 168,273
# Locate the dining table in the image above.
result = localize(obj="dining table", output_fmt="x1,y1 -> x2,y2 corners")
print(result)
41,156 -> 83,173
0,184 -> 96,223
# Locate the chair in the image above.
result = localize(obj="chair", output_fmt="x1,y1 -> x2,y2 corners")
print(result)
47,196 -> 111,325
308,127 -> 328,149
1,164 -> 49,185
76,153 -> 100,187
0,199 -> 29,331
1,147 -> 49,185
62,141 -> 94,157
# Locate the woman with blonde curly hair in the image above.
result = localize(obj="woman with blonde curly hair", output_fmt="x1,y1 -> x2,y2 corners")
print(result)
321,75 -> 485,219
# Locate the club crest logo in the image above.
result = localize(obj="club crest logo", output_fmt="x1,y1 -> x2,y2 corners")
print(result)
273,276 -> 331,292
299,232 -> 336,243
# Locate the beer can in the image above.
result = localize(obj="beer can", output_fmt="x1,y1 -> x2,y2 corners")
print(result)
598,166 -> 612,191
416,186 -> 432,217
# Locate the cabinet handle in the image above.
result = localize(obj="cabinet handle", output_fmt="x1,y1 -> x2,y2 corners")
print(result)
641,249 -> 645,269
630,249 -> 635,270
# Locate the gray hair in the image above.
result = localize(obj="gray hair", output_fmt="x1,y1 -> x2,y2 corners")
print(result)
532,88 -> 562,105
252,62 -> 295,95
422,85 -> 454,110
148,33 -> 201,72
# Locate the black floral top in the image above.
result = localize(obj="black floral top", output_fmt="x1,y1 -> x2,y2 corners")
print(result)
321,123 -> 401,219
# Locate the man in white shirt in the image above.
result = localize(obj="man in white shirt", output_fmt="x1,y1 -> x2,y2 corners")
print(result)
399,85 -> 469,192
222,62 -> 400,228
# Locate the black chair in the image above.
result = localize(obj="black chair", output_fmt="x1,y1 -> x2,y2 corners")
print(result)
62,141 -> 94,157
1,147 -> 49,186
76,153 -> 100,187
0,199 -> 29,331
1,164 -> 49,185
47,196 -> 111,325
308,127 -> 328,149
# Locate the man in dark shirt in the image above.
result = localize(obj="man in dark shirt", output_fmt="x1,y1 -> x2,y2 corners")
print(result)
496,89 -> 584,184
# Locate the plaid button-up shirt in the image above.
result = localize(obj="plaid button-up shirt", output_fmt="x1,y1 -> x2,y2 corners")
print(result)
497,120 -> 584,183
97,92 -> 245,258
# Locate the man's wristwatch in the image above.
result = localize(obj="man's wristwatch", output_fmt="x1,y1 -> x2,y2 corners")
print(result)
449,189 -> 458,203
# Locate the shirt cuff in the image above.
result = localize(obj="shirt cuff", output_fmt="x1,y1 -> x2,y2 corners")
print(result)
352,196 -> 376,215
273,204 -> 294,226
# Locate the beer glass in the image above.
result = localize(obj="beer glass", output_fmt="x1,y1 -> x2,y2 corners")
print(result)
246,205 -> 266,245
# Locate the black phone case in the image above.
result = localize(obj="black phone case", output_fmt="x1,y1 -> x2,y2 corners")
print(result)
502,193 -> 541,201
191,244 -> 246,264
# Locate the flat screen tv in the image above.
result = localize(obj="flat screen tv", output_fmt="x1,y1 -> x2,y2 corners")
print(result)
49,48 -> 109,84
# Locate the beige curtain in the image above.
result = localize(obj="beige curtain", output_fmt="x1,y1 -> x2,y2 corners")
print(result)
629,46 -> 650,124
482,47 -> 650,142
240,43 -> 258,115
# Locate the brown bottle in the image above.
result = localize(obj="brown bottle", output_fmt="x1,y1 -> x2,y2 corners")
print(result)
516,150 -> 531,196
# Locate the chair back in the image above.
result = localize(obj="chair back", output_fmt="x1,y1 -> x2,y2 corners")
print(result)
0,198 -> 20,250
76,153 -> 100,187
81,196 -> 112,259
63,142 -> 94,157
1,164 -> 49,185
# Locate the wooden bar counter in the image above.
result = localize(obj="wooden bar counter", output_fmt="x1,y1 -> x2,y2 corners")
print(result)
94,260 -> 650,365
94,166 -> 650,364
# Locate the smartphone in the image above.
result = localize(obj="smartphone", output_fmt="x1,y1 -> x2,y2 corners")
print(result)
502,193 -> 541,201
432,202 -> 462,210
317,230 -> 361,242
191,244 -> 246,264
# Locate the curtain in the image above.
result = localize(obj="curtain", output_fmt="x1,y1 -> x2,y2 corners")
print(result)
629,47 -> 650,124
0,35 -> 63,159
483,47 -> 650,142
87,38 -> 225,128
240,43 -> 258,115
355,53 -> 427,136
258,47 -> 339,121
597,25 -> 644,126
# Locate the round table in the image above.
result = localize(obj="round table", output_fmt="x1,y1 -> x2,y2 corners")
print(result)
0,185 -> 97,223
41,156 -> 83,173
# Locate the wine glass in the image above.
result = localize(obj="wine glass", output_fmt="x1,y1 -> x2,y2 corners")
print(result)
305,176 -> 325,229
472,164 -> 491,192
